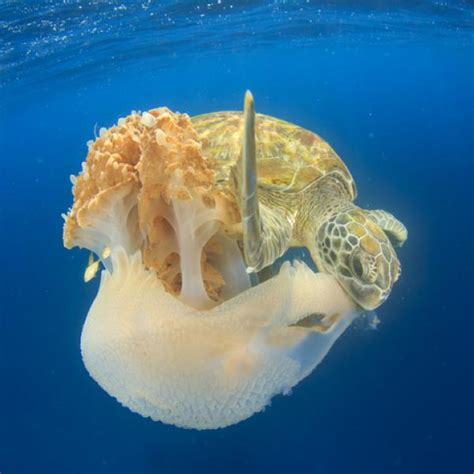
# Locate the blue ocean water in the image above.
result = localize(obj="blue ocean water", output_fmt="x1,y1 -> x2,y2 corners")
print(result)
1,1 -> 473,473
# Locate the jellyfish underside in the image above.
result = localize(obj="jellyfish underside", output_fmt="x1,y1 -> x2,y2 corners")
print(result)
63,108 -> 357,429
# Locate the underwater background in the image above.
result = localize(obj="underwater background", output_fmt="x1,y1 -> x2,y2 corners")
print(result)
1,1 -> 473,473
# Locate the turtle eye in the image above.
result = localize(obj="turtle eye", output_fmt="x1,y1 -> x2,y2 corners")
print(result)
350,253 -> 365,279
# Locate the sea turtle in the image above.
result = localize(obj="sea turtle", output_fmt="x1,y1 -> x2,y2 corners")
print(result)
191,91 -> 407,310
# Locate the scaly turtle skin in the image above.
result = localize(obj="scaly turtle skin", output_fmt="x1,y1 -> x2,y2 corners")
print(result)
192,92 -> 407,310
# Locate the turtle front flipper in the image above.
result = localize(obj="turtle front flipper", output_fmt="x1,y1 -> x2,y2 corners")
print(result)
365,209 -> 408,247
232,91 -> 294,272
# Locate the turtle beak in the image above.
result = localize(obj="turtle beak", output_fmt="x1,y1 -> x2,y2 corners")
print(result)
346,279 -> 386,310
343,258 -> 398,310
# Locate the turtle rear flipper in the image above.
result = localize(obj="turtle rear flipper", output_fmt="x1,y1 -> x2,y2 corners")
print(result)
232,91 -> 294,272
291,312 -> 342,333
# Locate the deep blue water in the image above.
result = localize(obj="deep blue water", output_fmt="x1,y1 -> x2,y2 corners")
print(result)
1,1 -> 473,473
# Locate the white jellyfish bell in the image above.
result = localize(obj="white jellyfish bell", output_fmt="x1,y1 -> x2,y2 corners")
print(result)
63,106 -> 358,430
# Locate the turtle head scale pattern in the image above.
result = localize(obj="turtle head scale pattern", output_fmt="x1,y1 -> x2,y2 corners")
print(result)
306,199 -> 402,311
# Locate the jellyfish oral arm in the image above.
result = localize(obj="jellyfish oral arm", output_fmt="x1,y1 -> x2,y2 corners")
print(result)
165,195 -> 220,309
63,180 -> 143,272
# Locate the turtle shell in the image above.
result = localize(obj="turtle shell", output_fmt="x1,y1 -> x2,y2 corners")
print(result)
191,111 -> 356,199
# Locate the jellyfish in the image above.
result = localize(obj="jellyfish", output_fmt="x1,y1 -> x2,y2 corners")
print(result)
62,108 -> 358,429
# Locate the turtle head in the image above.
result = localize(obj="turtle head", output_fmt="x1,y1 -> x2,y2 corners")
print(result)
312,208 -> 403,310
